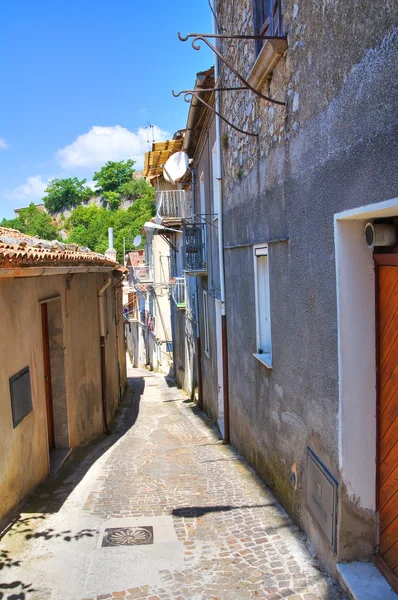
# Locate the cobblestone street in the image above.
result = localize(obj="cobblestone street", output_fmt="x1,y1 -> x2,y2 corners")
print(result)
0,364 -> 345,600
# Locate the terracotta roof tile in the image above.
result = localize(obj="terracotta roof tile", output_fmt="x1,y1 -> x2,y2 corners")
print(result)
0,227 -> 117,269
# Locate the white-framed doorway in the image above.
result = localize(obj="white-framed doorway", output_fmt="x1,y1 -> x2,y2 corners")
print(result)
335,196 -> 398,563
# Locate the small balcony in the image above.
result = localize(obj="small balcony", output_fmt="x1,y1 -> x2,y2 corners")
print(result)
133,264 -> 153,282
183,223 -> 207,276
156,190 -> 187,219
171,277 -> 186,309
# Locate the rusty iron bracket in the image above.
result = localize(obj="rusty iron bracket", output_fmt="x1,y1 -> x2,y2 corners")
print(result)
172,89 -> 258,137
178,32 -> 286,106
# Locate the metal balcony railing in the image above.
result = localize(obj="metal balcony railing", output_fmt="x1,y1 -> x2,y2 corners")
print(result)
156,190 -> 187,219
183,223 -> 207,275
133,264 -> 153,282
171,277 -> 186,308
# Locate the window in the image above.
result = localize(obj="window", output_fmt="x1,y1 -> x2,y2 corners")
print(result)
127,292 -> 139,321
199,171 -> 205,216
253,0 -> 283,54
254,245 -> 272,367
148,292 -> 156,332
203,290 -> 210,357
212,143 -> 220,217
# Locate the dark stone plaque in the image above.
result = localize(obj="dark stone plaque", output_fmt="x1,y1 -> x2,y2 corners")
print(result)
9,366 -> 33,428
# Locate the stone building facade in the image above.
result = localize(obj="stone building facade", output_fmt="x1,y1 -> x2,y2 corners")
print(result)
0,227 -> 126,526
212,0 -> 398,583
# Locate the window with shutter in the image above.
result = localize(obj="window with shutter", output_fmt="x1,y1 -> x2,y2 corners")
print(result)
253,0 -> 283,54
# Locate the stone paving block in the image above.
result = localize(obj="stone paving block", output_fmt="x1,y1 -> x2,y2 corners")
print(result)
0,369 -> 346,600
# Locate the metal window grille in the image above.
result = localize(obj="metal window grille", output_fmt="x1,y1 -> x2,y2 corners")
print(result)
156,190 -> 187,219
134,264 -> 153,282
183,223 -> 207,274
171,277 -> 186,308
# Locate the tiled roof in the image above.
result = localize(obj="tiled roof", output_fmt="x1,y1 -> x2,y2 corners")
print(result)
143,139 -> 184,179
0,227 -> 117,269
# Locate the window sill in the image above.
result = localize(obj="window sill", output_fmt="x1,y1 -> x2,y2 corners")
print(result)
247,38 -> 287,90
253,353 -> 273,369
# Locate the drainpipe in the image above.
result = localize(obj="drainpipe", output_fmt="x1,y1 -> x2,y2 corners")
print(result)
212,0 -> 230,444
98,276 -> 112,434
191,166 -> 203,410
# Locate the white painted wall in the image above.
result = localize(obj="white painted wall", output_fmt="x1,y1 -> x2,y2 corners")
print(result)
335,197 -> 398,511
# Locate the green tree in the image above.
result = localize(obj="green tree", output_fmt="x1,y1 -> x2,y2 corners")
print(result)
119,178 -> 151,201
65,189 -> 155,261
1,203 -> 59,240
43,177 -> 92,213
103,190 -> 121,211
93,159 -> 135,194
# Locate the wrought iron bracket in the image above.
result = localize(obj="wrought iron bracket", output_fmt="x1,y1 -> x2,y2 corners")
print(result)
178,32 -> 286,106
172,89 -> 258,137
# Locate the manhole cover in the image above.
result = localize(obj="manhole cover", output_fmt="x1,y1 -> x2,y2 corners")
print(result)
102,526 -> 154,547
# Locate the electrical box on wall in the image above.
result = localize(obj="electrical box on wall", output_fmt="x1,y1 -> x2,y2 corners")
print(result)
306,447 -> 338,552
9,366 -> 33,428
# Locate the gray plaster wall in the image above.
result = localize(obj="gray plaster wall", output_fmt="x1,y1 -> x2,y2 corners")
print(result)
193,118 -> 222,422
216,0 -> 398,572
171,302 -> 198,399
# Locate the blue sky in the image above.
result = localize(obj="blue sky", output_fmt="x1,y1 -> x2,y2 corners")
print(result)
0,0 -> 212,218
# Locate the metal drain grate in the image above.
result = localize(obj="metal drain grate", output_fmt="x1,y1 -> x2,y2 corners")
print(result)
101,526 -> 154,547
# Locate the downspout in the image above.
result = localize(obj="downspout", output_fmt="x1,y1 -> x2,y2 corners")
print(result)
113,278 -> 125,405
191,166 -> 204,410
212,0 -> 230,444
98,276 -> 112,434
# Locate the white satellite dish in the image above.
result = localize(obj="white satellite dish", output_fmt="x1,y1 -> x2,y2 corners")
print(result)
163,151 -> 189,184
133,234 -> 142,247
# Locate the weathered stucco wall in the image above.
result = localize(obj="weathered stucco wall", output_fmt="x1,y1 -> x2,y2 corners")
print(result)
0,271 -> 124,523
193,117 -> 222,422
217,0 -> 398,570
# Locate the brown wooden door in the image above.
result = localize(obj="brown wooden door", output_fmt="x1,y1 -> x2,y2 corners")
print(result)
377,264 -> 398,580
41,303 -> 55,450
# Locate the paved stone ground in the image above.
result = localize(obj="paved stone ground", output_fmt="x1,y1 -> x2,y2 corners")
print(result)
0,363 -> 345,600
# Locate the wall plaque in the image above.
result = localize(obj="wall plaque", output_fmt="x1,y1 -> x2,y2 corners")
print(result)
9,366 -> 33,428
307,447 -> 338,551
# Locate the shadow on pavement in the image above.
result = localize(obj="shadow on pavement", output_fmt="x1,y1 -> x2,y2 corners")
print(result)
2,374 -> 144,522
172,503 -> 276,518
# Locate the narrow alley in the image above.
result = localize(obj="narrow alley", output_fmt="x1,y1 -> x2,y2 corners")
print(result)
0,361 -> 344,600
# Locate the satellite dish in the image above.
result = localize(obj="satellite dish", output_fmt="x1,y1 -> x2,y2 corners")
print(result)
133,234 -> 142,247
163,151 -> 189,184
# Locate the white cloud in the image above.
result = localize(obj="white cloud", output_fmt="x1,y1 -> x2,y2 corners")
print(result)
0,138 -> 8,149
57,125 -> 169,170
6,175 -> 49,202
84,180 -> 98,191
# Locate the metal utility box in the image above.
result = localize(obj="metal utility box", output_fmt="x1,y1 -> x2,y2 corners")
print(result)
306,447 -> 338,551
9,366 -> 33,428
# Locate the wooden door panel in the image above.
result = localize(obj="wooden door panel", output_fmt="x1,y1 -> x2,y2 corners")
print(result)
379,515 -> 398,554
381,338 -> 398,391
380,414 -> 398,464
380,309 -> 398,366
378,265 -> 398,579
380,390 -> 398,438
379,274 -> 398,337
380,492 -> 398,533
383,541 -> 398,576
380,463 -> 398,510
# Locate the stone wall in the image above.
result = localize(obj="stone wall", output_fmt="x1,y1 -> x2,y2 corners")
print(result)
216,0 -> 398,572
0,271 -> 125,523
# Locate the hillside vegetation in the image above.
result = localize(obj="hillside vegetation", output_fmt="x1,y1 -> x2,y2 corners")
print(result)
1,159 -> 155,261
